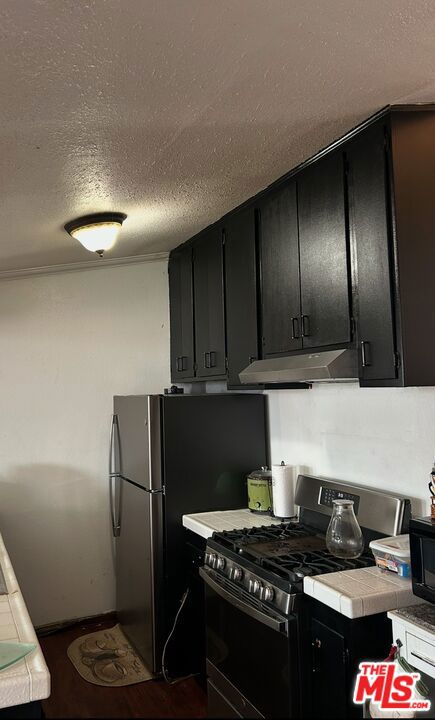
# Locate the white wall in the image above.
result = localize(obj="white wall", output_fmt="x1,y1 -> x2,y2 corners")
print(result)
267,384 -> 434,518
0,260 -> 169,626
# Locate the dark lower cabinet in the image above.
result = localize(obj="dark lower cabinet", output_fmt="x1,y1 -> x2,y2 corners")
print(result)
260,182 -> 302,356
194,227 -> 227,379
224,207 -> 259,386
347,122 -> 397,382
298,151 -> 351,349
168,246 -> 195,381
306,598 -> 392,719
311,618 -> 348,719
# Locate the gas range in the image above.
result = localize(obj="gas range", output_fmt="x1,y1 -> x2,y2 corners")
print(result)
201,475 -> 411,719
203,474 -> 411,615
205,521 -> 376,614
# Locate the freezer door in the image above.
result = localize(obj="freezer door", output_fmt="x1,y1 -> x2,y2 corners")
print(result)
112,395 -> 164,673
113,395 -> 163,491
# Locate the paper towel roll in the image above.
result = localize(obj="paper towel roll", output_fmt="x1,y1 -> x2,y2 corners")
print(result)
272,463 -> 296,519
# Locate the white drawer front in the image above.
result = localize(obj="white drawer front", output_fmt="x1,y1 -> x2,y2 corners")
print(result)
406,632 -> 435,680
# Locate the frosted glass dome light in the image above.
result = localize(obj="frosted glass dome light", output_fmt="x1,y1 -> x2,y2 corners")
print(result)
64,212 -> 127,257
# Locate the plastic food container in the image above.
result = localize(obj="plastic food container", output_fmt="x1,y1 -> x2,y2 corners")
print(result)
369,535 -> 411,578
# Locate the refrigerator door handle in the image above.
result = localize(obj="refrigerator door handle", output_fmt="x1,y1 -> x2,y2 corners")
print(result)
109,472 -> 165,495
109,474 -> 121,537
109,414 -> 122,537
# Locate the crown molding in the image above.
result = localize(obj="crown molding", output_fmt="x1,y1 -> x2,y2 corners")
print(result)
0,251 -> 169,281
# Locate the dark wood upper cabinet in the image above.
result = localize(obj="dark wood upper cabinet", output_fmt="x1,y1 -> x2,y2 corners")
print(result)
168,246 -> 195,381
346,108 -> 435,387
347,122 -> 397,382
260,157 -> 351,356
388,109 -> 435,386
168,105 -> 435,388
298,151 -> 351,349
193,227 -> 227,379
224,207 -> 259,386
260,182 -> 302,356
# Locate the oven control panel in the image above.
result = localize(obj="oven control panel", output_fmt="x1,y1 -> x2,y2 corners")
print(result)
319,486 -> 360,513
204,550 -> 292,614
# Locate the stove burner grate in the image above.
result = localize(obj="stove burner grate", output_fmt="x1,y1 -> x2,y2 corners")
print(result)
213,522 -> 314,552
211,522 -> 375,585
261,548 -> 375,582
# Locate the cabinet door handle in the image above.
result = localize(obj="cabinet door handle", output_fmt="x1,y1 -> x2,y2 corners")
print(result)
291,317 -> 300,340
209,351 -> 216,368
361,341 -> 371,367
301,315 -> 310,338
180,356 -> 187,371
204,352 -> 210,369
176,356 -> 181,372
311,637 -> 321,674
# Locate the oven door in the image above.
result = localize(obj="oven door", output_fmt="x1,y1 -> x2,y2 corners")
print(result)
200,566 -> 299,719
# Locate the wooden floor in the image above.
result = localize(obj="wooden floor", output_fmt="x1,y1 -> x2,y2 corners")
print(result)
39,616 -> 207,719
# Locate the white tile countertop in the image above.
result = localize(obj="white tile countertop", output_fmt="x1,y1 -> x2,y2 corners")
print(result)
304,566 -> 425,619
182,508 -> 283,539
0,532 -> 50,710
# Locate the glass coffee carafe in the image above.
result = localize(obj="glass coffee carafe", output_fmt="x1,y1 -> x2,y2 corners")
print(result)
326,499 -> 364,559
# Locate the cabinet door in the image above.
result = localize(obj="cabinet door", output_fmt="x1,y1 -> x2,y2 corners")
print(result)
194,228 -> 226,378
298,152 -> 351,348
260,182 -> 302,356
168,247 -> 195,381
311,619 -> 348,719
224,207 -> 259,386
347,123 -> 397,381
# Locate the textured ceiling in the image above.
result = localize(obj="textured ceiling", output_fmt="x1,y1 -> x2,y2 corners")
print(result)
1,0 -> 435,272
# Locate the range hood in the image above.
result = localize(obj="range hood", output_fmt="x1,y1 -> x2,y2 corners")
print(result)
239,348 -> 358,385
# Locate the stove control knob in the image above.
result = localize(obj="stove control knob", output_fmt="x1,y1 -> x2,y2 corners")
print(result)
234,566 -> 243,582
253,579 -> 263,596
215,556 -> 226,571
229,566 -> 243,581
260,585 -> 275,602
205,552 -> 216,568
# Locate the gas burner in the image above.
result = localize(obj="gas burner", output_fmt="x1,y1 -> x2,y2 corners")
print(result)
293,566 -> 314,579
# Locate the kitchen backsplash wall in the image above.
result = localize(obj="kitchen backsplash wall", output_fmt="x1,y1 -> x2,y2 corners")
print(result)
0,259 -> 170,626
267,384 -> 433,518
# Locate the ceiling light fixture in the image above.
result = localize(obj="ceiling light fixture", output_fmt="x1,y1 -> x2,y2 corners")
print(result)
64,212 -> 127,257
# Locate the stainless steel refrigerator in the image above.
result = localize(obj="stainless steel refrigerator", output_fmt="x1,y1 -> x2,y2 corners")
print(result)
109,393 -> 268,674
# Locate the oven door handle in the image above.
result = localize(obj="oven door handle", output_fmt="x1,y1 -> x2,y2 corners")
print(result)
200,567 -> 288,636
